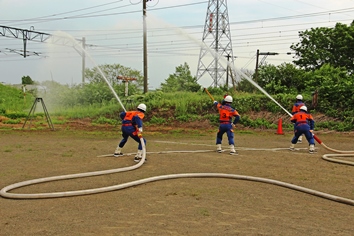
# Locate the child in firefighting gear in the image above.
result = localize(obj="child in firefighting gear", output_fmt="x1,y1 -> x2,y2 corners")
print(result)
213,95 -> 240,155
289,105 -> 315,154
292,94 -> 306,143
114,103 -> 147,162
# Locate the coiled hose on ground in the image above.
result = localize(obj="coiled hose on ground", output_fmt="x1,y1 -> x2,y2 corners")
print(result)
1,137 -> 353,206
313,134 -> 354,166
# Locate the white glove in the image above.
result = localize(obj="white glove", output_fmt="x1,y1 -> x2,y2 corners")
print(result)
138,127 -> 143,132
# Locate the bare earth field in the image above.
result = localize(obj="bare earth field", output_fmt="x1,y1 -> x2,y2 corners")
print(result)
0,126 -> 353,236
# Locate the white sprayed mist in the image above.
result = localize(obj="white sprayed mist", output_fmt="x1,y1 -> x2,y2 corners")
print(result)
146,16 -> 293,118
48,31 -> 127,112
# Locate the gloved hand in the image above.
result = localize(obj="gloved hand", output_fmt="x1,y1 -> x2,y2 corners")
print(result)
137,132 -> 143,138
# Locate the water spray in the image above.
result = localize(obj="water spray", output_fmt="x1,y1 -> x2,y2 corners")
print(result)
1,22 -> 353,207
53,32 -> 127,112
167,20 -> 353,158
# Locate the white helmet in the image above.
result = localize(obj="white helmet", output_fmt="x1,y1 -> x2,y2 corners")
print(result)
224,95 -> 233,103
137,103 -> 147,112
296,94 -> 303,100
300,105 -> 307,112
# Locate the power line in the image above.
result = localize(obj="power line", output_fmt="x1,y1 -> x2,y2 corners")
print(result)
1,1 -> 353,75
0,1 -> 209,26
1,18 -> 349,53
0,1 -> 125,25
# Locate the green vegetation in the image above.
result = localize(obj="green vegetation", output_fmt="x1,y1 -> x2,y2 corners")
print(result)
1,82 -> 352,131
0,83 -> 35,116
1,22 -> 353,131
290,21 -> 354,73
22,75 -> 34,85
160,62 -> 201,92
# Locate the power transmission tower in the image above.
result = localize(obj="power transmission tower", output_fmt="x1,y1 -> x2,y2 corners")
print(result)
196,0 -> 235,88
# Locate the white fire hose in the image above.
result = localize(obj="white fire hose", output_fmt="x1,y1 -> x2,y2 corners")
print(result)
1,138 -> 353,206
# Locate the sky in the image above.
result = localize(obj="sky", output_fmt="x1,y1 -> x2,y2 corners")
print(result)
0,0 -> 353,90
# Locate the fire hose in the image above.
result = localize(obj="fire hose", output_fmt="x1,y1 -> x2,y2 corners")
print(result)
313,134 -> 354,165
0,90 -> 353,205
1,139 -> 353,205
1,156 -> 353,205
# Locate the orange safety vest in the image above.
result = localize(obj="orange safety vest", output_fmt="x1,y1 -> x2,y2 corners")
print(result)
123,111 -> 144,121
122,111 -> 145,128
292,102 -> 305,114
291,111 -> 313,124
216,103 -> 239,123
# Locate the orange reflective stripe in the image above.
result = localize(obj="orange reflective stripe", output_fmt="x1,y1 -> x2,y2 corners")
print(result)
123,111 -> 145,122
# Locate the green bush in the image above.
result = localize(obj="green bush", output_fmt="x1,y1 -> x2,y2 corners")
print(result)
204,114 -> 219,125
150,116 -> 166,125
5,112 -> 28,119
3,119 -> 21,124
1,79 -> 353,131
92,116 -> 117,125
176,114 -> 199,122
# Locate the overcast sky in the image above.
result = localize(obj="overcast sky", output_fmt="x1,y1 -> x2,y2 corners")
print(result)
0,0 -> 353,89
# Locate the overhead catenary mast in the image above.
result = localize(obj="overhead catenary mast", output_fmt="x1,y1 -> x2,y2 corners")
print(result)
196,0 -> 235,88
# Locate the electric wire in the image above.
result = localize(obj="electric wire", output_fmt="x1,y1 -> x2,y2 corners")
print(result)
257,0 -> 305,14
0,1 -> 208,26
1,6 -> 353,61
1,2 -> 353,202
2,17 -> 351,61
0,0 -> 125,25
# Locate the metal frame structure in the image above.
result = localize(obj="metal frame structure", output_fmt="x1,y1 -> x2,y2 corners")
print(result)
0,25 -> 86,83
22,97 -> 54,130
196,0 -> 235,87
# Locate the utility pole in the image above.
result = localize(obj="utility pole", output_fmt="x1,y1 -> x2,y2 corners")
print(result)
82,37 -> 86,83
254,49 -> 260,83
254,49 -> 278,83
117,76 -> 137,97
225,54 -> 237,88
143,1 -> 148,93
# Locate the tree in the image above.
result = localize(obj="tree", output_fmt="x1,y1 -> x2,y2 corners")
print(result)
22,75 -> 34,85
303,64 -> 354,114
235,69 -> 258,93
160,62 -> 201,92
257,63 -> 306,94
85,63 -> 144,89
290,21 -> 354,73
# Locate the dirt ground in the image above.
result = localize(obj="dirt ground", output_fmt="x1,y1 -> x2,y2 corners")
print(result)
0,124 -> 353,236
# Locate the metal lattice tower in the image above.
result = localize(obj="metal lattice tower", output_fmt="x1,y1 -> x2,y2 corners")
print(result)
196,0 -> 235,87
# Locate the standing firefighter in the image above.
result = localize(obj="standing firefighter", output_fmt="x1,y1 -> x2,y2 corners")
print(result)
114,103 -> 147,162
214,95 -> 240,155
289,106 -> 315,154
292,94 -> 305,143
